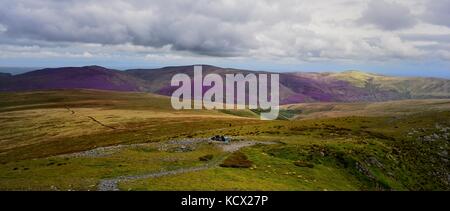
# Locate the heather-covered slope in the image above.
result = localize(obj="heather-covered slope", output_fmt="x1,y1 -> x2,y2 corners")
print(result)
1,65 -> 449,104
128,65 -> 449,103
129,65 -> 367,103
0,66 -> 149,92
278,73 -> 401,103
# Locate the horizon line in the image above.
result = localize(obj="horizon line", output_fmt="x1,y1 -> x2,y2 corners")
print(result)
0,64 -> 449,79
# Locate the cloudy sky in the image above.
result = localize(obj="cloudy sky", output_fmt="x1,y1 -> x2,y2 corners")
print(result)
0,0 -> 449,77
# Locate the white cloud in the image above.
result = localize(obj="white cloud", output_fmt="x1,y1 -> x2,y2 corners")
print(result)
0,0 -> 447,64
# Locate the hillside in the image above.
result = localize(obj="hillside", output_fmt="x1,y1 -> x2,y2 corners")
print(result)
0,72 -> 12,78
282,99 -> 450,119
127,66 -> 450,103
325,71 -> 450,99
0,66 -> 150,92
0,89 -> 448,190
0,65 -> 449,104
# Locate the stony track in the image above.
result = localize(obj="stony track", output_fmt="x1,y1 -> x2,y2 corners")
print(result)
97,140 -> 275,191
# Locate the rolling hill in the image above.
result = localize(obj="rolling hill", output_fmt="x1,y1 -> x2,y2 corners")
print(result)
0,66 -> 150,92
1,65 -> 449,104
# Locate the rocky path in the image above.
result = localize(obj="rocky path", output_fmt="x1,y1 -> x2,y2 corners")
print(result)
220,140 -> 273,152
97,140 -> 275,191
98,165 -> 213,191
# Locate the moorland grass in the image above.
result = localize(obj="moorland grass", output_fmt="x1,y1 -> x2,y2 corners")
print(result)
0,90 -> 449,190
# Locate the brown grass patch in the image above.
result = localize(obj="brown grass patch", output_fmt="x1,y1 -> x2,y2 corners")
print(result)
220,152 -> 252,168
199,154 -> 214,161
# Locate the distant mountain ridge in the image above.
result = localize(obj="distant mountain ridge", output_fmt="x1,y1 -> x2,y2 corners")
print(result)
0,66 -> 149,92
0,72 -> 12,78
0,65 -> 449,104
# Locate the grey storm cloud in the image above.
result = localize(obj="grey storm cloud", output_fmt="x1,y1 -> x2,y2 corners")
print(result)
401,33 -> 450,44
0,1 -> 229,56
0,0 -> 448,62
0,0 -> 309,57
358,0 -> 417,30
422,0 -> 450,28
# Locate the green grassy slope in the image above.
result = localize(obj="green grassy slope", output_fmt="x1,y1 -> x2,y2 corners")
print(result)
282,99 -> 450,119
329,71 -> 450,98
0,90 -> 448,190
121,112 -> 450,190
0,90 -> 261,163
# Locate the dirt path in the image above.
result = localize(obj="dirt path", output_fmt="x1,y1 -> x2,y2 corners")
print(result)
87,116 -> 116,130
98,165 -> 213,191
65,106 -> 75,115
220,140 -> 272,152
64,105 -> 116,130
97,140 -> 275,191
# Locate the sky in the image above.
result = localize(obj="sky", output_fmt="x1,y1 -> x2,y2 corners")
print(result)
0,0 -> 449,77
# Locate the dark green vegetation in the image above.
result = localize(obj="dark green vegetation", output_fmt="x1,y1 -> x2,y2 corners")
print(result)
0,90 -> 449,190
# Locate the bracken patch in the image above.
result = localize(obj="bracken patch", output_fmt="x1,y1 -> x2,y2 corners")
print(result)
220,152 -> 252,168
